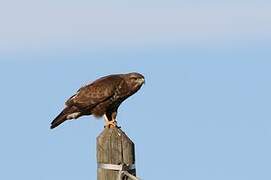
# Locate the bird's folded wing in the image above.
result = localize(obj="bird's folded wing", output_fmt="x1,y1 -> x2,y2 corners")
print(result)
65,75 -> 122,108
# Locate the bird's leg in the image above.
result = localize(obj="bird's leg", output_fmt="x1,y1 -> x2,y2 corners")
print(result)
110,111 -> 118,128
103,114 -> 110,128
103,114 -> 116,128
103,112 -> 119,128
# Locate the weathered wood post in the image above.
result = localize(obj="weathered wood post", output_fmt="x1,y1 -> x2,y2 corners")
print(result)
97,127 -> 137,180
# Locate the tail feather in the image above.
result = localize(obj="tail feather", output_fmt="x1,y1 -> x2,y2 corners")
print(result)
50,111 -> 67,129
50,106 -> 78,129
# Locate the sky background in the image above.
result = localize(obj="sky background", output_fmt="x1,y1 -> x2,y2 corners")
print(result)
1,0 -> 271,180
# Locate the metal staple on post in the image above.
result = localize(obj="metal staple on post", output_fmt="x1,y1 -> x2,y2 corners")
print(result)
98,163 -> 139,180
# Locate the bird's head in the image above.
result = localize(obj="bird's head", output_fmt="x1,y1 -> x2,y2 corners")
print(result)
124,72 -> 145,92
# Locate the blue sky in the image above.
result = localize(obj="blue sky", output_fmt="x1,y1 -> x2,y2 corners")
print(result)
1,1 -> 271,180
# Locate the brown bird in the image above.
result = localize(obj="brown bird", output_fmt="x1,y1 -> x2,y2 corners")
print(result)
50,72 -> 145,129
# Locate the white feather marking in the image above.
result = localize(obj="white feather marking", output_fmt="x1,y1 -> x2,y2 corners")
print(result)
67,112 -> 80,119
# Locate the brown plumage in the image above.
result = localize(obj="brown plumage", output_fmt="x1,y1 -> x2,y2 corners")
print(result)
50,72 -> 145,129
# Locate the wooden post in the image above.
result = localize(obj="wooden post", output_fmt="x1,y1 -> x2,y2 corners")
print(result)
97,127 -> 136,180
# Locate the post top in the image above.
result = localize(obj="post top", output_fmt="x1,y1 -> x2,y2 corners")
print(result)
97,127 -> 135,165
97,127 -> 133,144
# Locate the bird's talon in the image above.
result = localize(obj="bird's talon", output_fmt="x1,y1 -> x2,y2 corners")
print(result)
104,120 -> 120,128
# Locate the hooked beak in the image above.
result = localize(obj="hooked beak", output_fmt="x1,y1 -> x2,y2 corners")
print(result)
139,77 -> 145,85
136,77 -> 145,85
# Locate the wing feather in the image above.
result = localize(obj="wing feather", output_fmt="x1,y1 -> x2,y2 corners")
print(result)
65,75 -> 122,109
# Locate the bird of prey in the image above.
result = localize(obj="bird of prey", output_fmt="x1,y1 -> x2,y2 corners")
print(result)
50,72 -> 145,129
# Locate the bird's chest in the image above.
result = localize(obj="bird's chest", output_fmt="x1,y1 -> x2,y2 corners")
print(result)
108,84 -> 128,106
113,83 -> 130,100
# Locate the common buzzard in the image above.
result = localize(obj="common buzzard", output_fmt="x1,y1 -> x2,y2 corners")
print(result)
50,72 -> 145,129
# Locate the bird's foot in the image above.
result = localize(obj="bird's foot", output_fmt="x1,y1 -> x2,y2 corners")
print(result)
104,120 -> 120,129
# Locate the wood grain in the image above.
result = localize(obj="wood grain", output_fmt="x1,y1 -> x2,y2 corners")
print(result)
97,127 -> 136,180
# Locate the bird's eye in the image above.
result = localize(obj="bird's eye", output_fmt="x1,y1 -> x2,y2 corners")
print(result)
131,77 -> 137,80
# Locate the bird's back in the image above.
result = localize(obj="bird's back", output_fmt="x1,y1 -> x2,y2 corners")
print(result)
65,74 -> 123,107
